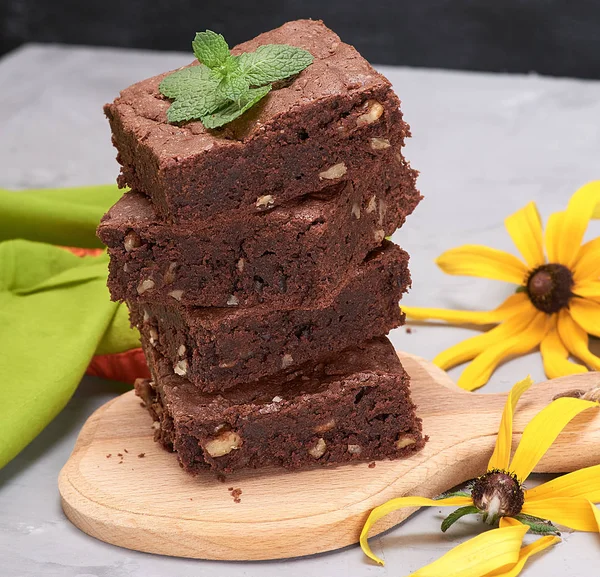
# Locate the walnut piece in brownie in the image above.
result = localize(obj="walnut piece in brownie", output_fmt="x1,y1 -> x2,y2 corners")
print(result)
135,337 -> 425,474
131,242 -> 410,392
104,19 -> 418,223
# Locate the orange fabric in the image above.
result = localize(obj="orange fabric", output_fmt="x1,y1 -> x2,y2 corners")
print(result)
62,246 -> 105,257
86,348 -> 150,384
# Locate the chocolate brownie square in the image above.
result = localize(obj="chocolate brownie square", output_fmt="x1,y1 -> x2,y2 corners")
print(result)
97,155 -> 418,307
105,19 -> 418,222
135,336 -> 425,473
130,241 -> 410,392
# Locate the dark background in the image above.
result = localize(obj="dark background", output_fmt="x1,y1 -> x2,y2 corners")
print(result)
1,0 -> 600,79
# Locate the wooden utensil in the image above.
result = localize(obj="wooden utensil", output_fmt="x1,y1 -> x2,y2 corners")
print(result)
59,352 -> 600,560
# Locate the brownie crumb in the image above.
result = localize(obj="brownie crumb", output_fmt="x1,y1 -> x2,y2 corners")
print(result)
106,454 -> 112,459
228,487 -> 243,503
118,461 -> 123,465
368,462 -> 376,468
123,449 -> 129,453
138,453 -> 145,458
117,453 -> 123,457
405,327 -> 413,334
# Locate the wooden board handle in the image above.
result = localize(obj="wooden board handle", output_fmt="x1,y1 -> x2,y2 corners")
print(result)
402,354 -> 600,475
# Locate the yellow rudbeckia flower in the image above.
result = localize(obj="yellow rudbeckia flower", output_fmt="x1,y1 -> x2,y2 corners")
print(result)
404,181 -> 600,390
360,377 -> 599,575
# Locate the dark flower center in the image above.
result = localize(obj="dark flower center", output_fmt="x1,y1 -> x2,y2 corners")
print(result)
471,470 -> 524,523
526,264 -> 573,314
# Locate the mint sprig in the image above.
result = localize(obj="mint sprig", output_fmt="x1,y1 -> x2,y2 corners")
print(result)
159,30 -> 313,128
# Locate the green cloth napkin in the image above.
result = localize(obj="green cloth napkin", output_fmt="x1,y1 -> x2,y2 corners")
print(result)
0,185 -> 139,469
0,185 -> 123,248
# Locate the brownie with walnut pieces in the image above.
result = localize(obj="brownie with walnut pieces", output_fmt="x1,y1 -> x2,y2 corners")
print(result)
135,336 -> 426,473
130,241 -> 409,392
97,155 -> 419,307
104,19 -> 417,223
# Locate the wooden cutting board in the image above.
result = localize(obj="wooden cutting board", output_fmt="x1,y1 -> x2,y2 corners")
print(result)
59,352 -> 600,560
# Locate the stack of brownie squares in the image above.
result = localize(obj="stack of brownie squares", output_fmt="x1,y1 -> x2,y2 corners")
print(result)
97,20 -> 426,474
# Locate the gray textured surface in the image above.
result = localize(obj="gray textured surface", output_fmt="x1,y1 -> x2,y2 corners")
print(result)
1,44 -> 599,576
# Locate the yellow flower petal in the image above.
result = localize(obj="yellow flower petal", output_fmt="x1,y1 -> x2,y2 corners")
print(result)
504,201 -> 545,269
554,181 -> 600,268
521,497 -> 600,532
360,496 -> 473,565
487,377 -> 534,471
404,293 -> 531,325
456,312 -> 549,392
540,324 -> 588,380
509,397 -> 599,482
487,534 -> 560,577
434,302 -> 538,371
568,297 -> 600,338
525,463 -> 600,503
593,501 -> 600,527
558,309 -> 600,370
573,280 -> 600,299
436,245 -> 528,285
557,309 -> 600,363
499,516 -> 523,528
544,211 -> 563,264
594,200 -> 600,219
573,237 -> 600,283
411,525 -> 529,577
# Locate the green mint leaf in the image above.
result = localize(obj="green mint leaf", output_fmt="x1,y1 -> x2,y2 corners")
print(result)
212,57 -> 250,101
160,65 -> 217,100
166,89 -> 228,123
160,66 -> 229,123
440,506 -> 480,533
201,85 -> 271,129
222,55 -> 241,75
218,72 -> 250,101
238,44 -> 313,85
192,30 -> 230,68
